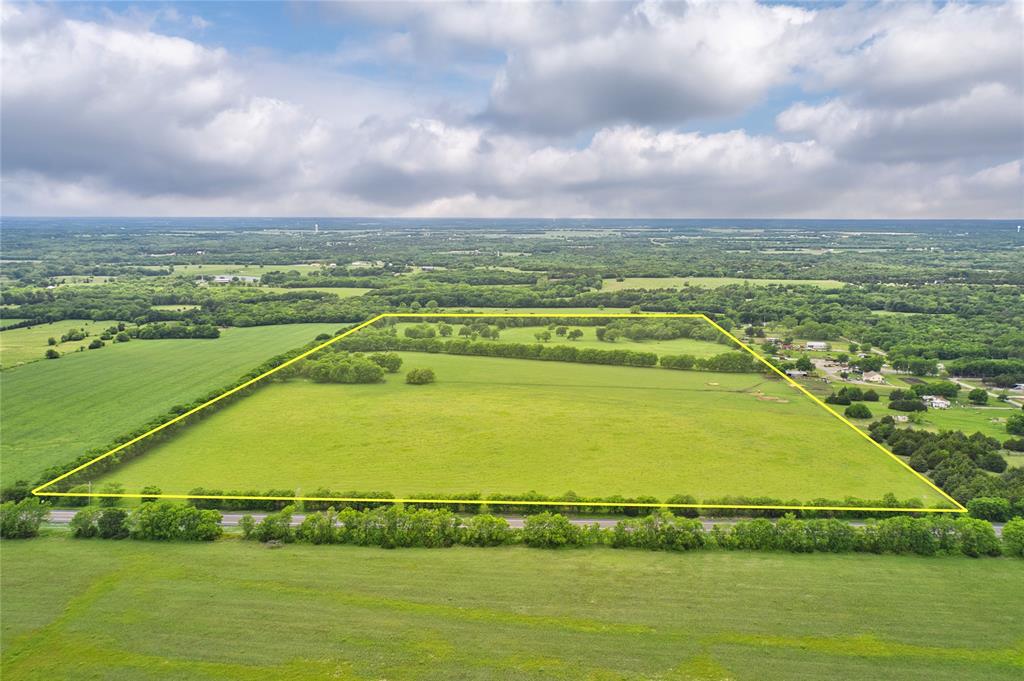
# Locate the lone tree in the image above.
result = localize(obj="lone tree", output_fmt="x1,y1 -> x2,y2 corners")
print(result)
967,388 -> 989,405
406,368 -> 436,385
44,348 -> 60,360
844,403 -> 873,419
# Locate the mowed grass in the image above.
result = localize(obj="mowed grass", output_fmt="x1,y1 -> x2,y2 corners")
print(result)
394,322 -> 733,358
603,276 -> 846,290
1,324 -> 341,484
2,537 -> 1022,681
0,319 -> 119,369
94,352 -> 947,504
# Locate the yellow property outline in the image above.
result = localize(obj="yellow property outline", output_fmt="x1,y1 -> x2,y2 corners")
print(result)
32,313 -> 966,514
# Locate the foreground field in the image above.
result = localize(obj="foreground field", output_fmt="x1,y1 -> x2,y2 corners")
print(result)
1,323 -> 340,484
602,276 -> 846,291
94,352 -> 946,503
2,536 -> 1021,680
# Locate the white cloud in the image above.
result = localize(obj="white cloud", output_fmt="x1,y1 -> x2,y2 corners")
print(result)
1,1 -> 1021,219
483,0 -> 813,134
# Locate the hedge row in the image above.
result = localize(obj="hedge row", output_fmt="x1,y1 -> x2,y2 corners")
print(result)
233,506 -> 1024,558
157,488 -> 940,519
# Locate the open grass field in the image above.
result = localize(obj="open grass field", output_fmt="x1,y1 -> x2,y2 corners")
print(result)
394,322 -> 732,358
1,323 -> 341,484
0,319 -> 119,369
92,352 -> 947,504
2,536 -> 1021,681
602,277 -> 846,291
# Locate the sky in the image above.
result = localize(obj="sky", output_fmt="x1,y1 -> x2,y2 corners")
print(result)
1,0 -> 1022,218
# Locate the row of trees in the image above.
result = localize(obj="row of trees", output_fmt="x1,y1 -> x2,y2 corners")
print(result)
123,486 -> 946,519
232,506 -> 1022,558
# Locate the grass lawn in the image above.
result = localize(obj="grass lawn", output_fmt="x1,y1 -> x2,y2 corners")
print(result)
2,536 -> 1021,680
92,352 -> 947,504
394,322 -> 733,358
1,324 -> 341,484
0,319 -> 120,369
602,277 -> 846,291
877,403 -> 1019,440
259,286 -> 372,297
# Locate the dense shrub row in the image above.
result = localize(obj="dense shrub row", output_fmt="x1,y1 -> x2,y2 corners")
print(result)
232,506 -> 1023,558
118,487 -> 945,519
70,502 -> 222,541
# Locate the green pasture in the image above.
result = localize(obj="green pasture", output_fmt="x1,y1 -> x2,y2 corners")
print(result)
2,537 -> 1021,680
0,319 -> 119,369
1,324 -> 341,484
93,352 -> 947,504
602,277 -> 846,291
393,322 -> 734,358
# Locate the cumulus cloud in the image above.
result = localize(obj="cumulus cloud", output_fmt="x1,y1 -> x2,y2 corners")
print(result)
1,1 -> 1021,218
482,1 -> 813,134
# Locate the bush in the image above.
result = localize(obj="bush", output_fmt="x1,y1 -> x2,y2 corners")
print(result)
522,512 -> 586,548
87,339 -> 104,350
0,498 -> 49,538
44,348 -> 60,359
252,506 -> 295,543
129,502 -> 222,541
1007,413 -> 1024,436
1002,518 -> 1024,557
862,389 -> 879,402
0,480 -> 32,503
97,508 -> 130,539
369,352 -> 403,373
968,497 -> 1012,522
1003,437 -> 1024,452
405,368 -> 436,385
297,509 -> 338,544
140,485 -> 162,503
99,482 -> 125,507
462,514 -> 513,546
844,403 -> 873,419
70,507 -> 101,538
889,399 -> 927,412
610,511 -> 707,551
968,388 -> 989,405
953,517 -> 1002,557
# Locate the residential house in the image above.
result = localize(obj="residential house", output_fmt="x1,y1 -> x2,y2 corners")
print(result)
862,371 -> 885,384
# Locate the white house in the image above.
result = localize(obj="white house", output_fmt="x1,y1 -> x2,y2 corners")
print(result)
922,395 -> 951,409
862,371 -> 885,383
805,341 -> 829,351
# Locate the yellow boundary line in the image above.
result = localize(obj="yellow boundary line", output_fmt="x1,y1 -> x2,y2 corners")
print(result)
33,312 -> 965,514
